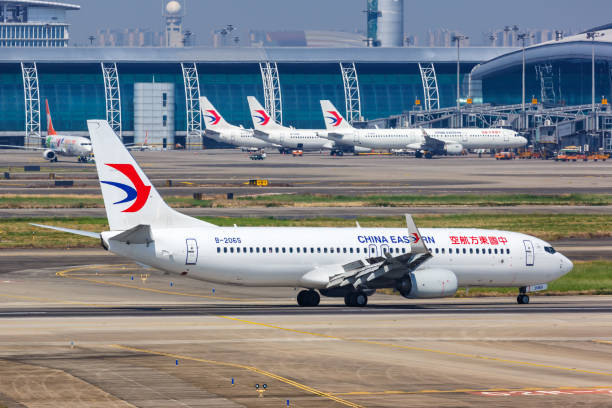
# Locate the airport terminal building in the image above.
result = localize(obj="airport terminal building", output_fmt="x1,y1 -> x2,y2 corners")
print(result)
0,0 -> 610,149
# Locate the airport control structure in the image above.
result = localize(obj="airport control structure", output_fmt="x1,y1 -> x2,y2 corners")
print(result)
0,0 -> 611,151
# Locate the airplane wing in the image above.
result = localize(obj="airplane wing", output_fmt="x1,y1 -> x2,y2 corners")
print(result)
0,144 -> 48,151
301,215 -> 432,290
30,223 -> 100,238
324,132 -> 348,140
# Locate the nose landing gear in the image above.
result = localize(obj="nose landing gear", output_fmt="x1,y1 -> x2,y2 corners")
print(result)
517,286 -> 529,304
297,289 -> 320,307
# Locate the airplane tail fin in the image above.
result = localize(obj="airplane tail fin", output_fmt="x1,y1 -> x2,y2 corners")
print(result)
320,100 -> 354,131
45,99 -> 57,135
87,120 -> 217,231
200,96 -> 233,129
247,96 -> 284,132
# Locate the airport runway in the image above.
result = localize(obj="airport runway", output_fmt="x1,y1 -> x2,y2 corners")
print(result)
1,261 -> 612,407
1,149 -> 611,196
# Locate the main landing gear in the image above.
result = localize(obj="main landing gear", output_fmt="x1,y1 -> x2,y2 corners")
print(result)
344,291 -> 368,307
297,289 -> 320,307
517,286 -> 530,304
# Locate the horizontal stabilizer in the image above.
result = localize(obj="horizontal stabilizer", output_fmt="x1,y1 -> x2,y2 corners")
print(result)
30,223 -> 99,239
109,224 -> 153,245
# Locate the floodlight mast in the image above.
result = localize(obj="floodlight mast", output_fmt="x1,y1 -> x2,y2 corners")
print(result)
586,31 -> 605,115
452,34 -> 468,125
516,31 -> 533,129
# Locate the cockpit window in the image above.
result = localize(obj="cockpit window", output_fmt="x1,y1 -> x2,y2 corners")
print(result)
544,246 -> 556,254
80,143 -> 91,146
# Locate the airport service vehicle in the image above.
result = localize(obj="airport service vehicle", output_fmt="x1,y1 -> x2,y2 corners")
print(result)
247,96 -> 371,155
495,151 -> 515,160
249,151 -> 266,160
292,150 -> 303,157
200,96 -> 277,150
320,100 -> 527,159
33,120 -> 573,307
0,100 -> 92,163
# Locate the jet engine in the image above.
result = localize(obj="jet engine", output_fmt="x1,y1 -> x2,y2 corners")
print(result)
354,146 -> 372,153
396,269 -> 458,298
43,149 -> 56,161
444,143 -> 463,155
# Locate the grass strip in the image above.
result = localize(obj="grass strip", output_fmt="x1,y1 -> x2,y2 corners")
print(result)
1,214 -> 610,249
237,193 -> 612,207
0,193 -> 610,209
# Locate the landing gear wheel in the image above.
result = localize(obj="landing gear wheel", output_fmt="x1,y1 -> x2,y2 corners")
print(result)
297,290 -> 320,307
424,152 -> 433,159
415,151 -> 423,158
517,294 -> 530,304
344,292 -> 368,307
354,292 -> 368,307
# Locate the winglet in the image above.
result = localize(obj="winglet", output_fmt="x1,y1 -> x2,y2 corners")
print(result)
405,214 -> 429,254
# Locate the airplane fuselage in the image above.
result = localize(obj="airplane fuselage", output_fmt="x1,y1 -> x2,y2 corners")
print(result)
45,135 -> 92,157
256,129 -> 333,150
207,127 -> 275,149
104,227 -> 571,288
335,128 -> 526,151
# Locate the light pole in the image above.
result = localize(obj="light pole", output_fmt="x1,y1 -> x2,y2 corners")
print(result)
586,31 -> 604,114
452,34 -> 468,125
516,31 -> 533,128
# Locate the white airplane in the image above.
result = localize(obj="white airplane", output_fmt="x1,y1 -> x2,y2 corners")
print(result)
127,131 -> 155,151
32,120 -> 572,307
0,99 -> 93,163
320,100 -> 528,158
200,96 -> 277,150
247,96 -> 370,156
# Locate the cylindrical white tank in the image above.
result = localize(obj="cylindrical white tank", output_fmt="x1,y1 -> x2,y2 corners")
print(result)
377,0 -> 404,47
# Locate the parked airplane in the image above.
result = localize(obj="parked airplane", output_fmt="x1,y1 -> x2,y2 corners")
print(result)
32,120 -> 572,307
247,96 -> 370,155
200,96 -> 277,150
0,99 -> 92,162
320,100 -> 527,158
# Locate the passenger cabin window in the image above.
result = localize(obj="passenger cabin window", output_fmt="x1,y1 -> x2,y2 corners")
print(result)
324,248 -> 328,253
224,247 -> 228,253
217,247 -> 220,253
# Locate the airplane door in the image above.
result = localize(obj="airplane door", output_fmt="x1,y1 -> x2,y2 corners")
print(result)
504,131 -> 509,142
523,240 -> 534,266
380,244 -> 390,257
186,238 -> 198,265
367,244 -> 378,258
353,132 -> 359,145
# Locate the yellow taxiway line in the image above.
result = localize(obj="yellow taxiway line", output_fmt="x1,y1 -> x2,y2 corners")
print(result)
56,265 -> 244,302
110,344 -> 363,408
218,316 -> 612,378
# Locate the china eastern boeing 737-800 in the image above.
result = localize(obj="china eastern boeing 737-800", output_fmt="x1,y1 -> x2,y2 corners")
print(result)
33,120 -> 572,307
320,100 -> 527,158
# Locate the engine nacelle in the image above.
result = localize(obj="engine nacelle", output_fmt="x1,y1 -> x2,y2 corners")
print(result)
444,143 -> 463,155
43,149 -> 56,161
397,269 -> 458,299
354,146 -> 371,153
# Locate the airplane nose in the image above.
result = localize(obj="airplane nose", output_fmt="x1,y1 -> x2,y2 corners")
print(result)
560,254 -> 573,274
518,136 -> 528,145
